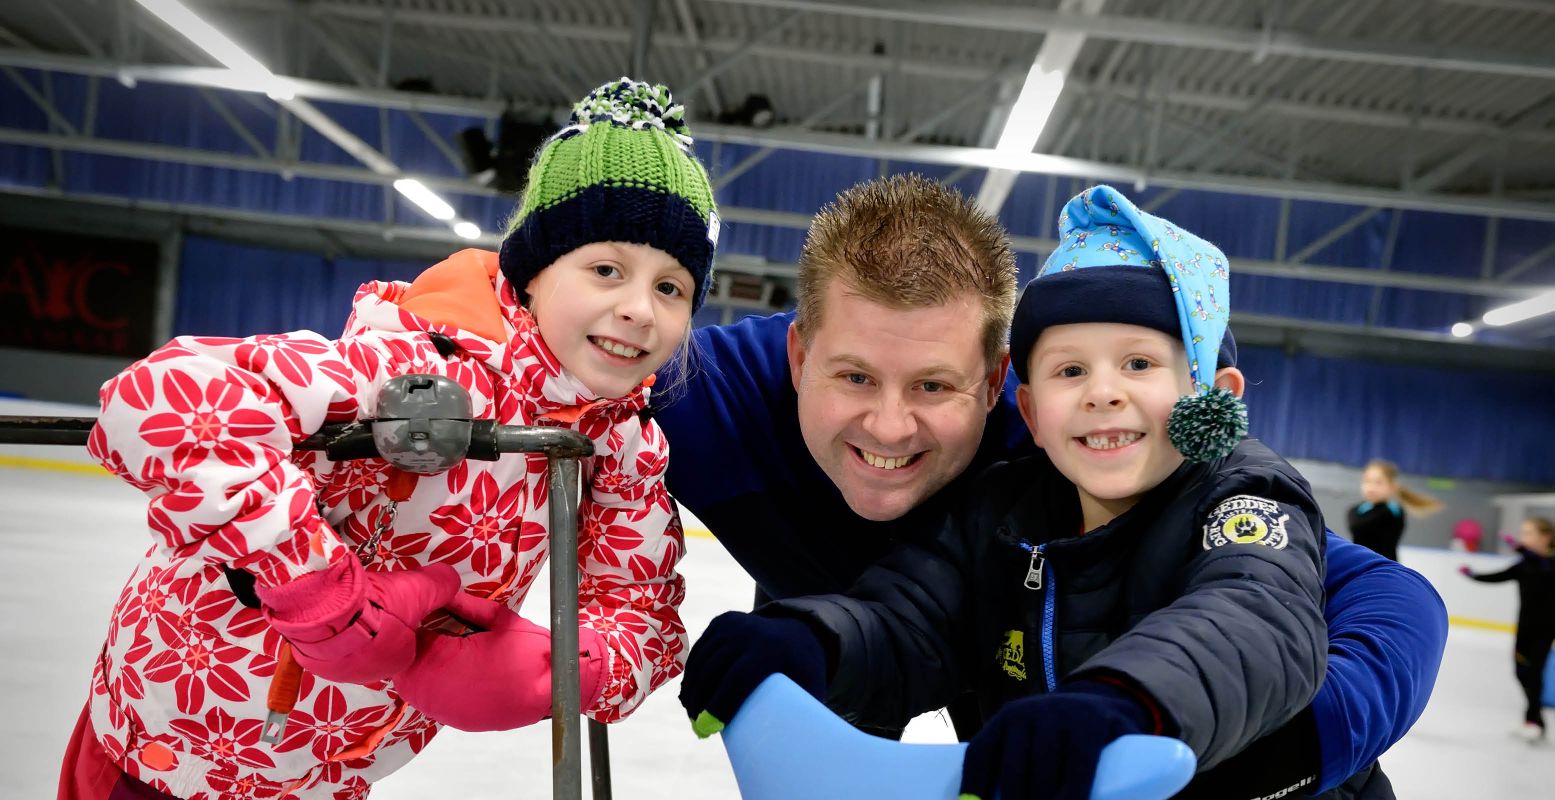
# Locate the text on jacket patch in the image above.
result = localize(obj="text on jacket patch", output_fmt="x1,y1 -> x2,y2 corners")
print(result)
1203,495 -> 1290,550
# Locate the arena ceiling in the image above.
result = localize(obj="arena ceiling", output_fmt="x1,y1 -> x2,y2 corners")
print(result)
1,0 -> 1553,368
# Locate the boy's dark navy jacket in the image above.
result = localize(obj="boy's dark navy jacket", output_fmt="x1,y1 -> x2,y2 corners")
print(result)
655,311 -> 1447,794
767,440 -> 1326,774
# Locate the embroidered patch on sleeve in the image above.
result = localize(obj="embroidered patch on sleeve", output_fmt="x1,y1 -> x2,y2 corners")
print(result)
1203,495 -> 1290,550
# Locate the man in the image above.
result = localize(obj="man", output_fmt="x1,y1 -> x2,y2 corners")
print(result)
654,175 -> 1445,797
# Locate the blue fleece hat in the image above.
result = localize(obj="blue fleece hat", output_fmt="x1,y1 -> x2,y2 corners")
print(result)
1009,185 -> 1247,461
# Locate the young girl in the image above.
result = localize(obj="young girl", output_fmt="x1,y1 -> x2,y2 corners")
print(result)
1461,517 -> 1555,742
59,78 -> 716,800
1346,458 -> 1442,561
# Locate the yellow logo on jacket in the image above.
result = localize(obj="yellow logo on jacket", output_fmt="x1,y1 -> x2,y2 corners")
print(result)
1222,513 -> 1269,544
998,630 -> 1027,681
1203,494 -> 1290,550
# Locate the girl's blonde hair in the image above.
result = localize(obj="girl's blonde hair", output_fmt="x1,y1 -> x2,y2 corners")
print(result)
1365,459 -> 1444,516
650,319 -> 702,406
1527,516 -> 1555,541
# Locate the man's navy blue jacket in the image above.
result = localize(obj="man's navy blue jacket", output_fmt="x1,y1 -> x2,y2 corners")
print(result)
655,311 -> 1446,793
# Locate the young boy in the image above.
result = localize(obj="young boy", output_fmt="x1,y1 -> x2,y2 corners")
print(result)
679,186 -> 1362,799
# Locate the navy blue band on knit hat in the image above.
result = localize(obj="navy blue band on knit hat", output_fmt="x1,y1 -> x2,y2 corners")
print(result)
1009,265 -> 1237,382
1217,329 -> 1237,371
500,183 -> 716,311
1010,266 -> 1177,382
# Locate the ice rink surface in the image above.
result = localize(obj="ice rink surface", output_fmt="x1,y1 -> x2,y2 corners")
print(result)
4,452 -> 1553,799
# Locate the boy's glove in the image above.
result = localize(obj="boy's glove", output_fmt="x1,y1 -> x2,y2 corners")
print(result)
393,592 -> 608,731
257,556 -> 460,684
960,679 -> 1162,800
679,611 -> 828,738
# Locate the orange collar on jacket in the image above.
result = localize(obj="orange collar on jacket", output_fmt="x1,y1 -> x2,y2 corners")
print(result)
397,249 -> 509,343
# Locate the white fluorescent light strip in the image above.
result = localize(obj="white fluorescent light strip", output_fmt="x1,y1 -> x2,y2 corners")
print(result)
1481,290 -> 1555,327
993,64 -> 1067,157
394,179 -> 457,222
135,0 -> 293,99
453,221 -> 482,240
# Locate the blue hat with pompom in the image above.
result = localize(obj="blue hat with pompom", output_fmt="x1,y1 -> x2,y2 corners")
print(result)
1008,185 -> 1246,462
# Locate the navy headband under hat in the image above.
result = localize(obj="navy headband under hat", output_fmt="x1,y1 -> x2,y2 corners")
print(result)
1010,185 -> 1247,462
1010,268 -> 1238,381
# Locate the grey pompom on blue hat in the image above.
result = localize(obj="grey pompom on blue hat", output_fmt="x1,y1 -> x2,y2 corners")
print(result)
1166,386 -> 1247,462
1009,185 -> 1247,462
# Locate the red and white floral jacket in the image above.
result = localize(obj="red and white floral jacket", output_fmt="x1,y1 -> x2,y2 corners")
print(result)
83,249 -> 688,799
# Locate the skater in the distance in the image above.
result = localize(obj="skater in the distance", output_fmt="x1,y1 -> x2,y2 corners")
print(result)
1346,458 -> 1442,561
60,78 -> 710,800
1461,517 -> 1555,742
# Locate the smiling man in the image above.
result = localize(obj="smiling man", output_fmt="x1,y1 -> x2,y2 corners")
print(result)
660,175 -> 1025,600
655,175 -> 1446,797
789,234 -> 1005,524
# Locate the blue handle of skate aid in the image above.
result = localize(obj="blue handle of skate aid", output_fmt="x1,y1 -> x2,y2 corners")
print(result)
721,674 -> 1196,800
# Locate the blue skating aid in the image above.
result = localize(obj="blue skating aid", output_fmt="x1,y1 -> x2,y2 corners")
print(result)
721,675 -> 1197,800
1087,735 -> 1198,800
721,674 -> 962,799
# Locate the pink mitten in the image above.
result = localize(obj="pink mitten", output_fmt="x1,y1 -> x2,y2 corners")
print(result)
1458,565 -> 1472,577
257,556 -> 461,684
1503,534 -> 1520,549
392,592 -> 609,732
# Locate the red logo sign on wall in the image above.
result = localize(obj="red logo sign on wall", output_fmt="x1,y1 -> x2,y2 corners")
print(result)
0,227 -> 159,357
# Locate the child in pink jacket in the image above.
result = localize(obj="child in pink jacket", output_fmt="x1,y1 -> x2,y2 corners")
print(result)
59,78 -> 716,800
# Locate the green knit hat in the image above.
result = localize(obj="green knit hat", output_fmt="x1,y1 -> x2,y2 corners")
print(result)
499,78 -> 720,311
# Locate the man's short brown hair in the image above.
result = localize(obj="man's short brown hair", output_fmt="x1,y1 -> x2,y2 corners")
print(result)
795,174 -> 1017,369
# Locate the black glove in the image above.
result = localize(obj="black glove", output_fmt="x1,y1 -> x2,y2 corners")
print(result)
679,611 -> 828,737
960,679 -> 1162,800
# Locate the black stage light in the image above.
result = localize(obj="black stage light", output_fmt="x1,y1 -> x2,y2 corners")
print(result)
717,94 -> 775,129
393,77 -> 436,93
458,112 -> 556,193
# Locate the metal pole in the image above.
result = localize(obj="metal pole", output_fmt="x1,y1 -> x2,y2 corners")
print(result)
0,416 -> 93,445
548,456 -> 583,800
630,0 -> 657,78
589,719 -> 613,800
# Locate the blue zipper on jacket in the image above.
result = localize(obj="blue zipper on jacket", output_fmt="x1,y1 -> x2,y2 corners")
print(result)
1017,540 -> 1058,692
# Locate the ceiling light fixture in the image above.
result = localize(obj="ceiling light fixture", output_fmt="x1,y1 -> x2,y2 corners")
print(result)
993,65 -> 1066,158
393,179 -> 457,222
134,0 -> 294,100
1482,290 -> 1555,327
